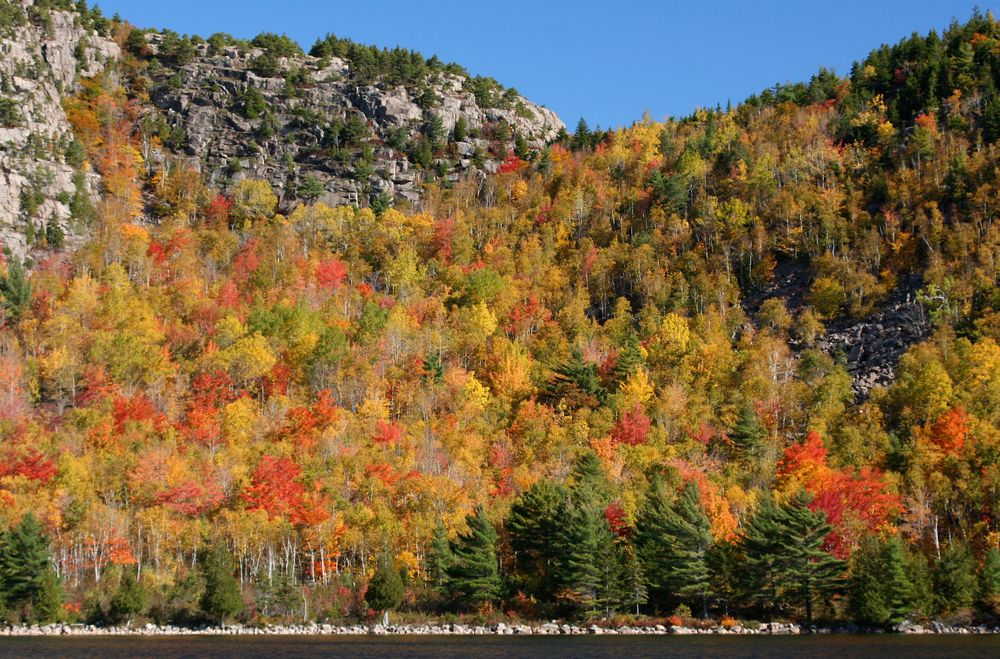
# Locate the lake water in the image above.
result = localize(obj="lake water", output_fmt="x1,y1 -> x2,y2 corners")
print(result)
0,635 -> 997,658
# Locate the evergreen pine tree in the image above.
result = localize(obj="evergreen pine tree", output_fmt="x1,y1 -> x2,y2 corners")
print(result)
34,566 -> 64,623
2,513 -> 52,616
738,497 -> 784,616
727,405 -> 766,461
452,115 -> 468,142
569,450 -> 610,501
979,547 -> 1000,614
848,538 -> 892,626
421,352 -> 444,384
554,494 -> 620,618
506,479 -> 566,601
0,257 -> 31,322
514,132 -> 531,160
905,549 -> 936,617
200,542 -> 243,626
612,332 -> 645,383
636,479 -> 713,617
706,540 -> 738,616
110,569 -> 148,625
934,542 -> 977,613
427,523 -> 453,596
775,493 -> 846,624
882,536 -> 914,623
739,493 -> 845,623
445,506 -> 501,610
366,552 -> 404,625
621,545 -> 648,615
45,217 -> 65,249
635,474 -> 676,609
572,117 -> 591,151
665,482 -> 714,618
551,452 -> 623,618
545,347 -> 606,409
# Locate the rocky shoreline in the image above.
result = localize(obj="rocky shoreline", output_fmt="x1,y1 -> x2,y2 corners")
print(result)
1,620 -> 998,637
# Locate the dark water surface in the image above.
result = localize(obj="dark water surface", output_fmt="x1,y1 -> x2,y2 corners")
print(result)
0,635 -> 997,658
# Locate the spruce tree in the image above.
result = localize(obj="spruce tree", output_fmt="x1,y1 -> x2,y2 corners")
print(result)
366,552 -> 404,625
665,482 -> 714,618
544,347 -> 605,409
706,540 -> 738,616
979,547 -> 1000,614
2,513 -> 52,616
34,566 -> 64,623
775,494 -> 846,623
572,117 -> 591,151
446,506 -> 501,610
848,538 -> 892,626
453,115 -> 468,142
569,450 -> 610,501
882,536 -> 914,622
506,479 -> 566,601
738,497 -> 784,615
426,523 -> 453,596
621,546 -> 648,616
728,405 -> 766,462
934,542 -> 977,613
612,332 -> 645,383
739,493 -> 845,623
200,542 -> 243,626
551,452 -> 623,618
110,569 -> 148,625
553,494 -> 623,618
636,479 -> 713,618
0,257 -> 31,322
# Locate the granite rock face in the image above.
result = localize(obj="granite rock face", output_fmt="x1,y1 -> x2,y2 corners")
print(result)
818,274 -> 931,399
143,33 -> 563,210
1,3 -> 563,265
0,1 -> 119,262
748,260 -> 931,398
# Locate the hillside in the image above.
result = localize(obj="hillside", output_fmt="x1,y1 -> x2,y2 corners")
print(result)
0,0 -> 1000,630
0,0 -> 562,262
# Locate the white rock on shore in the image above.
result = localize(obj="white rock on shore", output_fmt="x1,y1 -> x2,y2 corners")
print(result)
1,620 -> 998,636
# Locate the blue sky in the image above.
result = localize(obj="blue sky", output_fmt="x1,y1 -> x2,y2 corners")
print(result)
96,1 -> 995,129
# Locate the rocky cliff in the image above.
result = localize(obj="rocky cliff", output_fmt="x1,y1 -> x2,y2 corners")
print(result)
1,2 -> 563,260
139,31 -> 563,209
0,0 -> 119,262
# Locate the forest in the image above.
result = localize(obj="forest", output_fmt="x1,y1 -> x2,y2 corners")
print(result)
1,3 -> 1000,629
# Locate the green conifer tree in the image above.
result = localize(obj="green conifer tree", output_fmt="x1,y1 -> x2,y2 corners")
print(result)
980,547 -> 1000,614
882,536 -> 914,622
34,566 -> 64,623
427,524 -> 453,596
612,332 -> 645,384
506,479 -> 566,601
848,538 -> 892,626
0,258 -> 31,322
572,117 -> 591,151
545,347 -> 606,409
666,482 -> 714,618
445,506 -> 501,610
621,545 -> 648,615
110,569 -> 148,625
636,479 -> 713,617
366,552 -> 404,625
934,542 -> 977,613
551,452 -> 623,618
739,493 -> 845,623
200,542 -> 243,626
2,513 -> 52,617
728,405 -> 767,462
